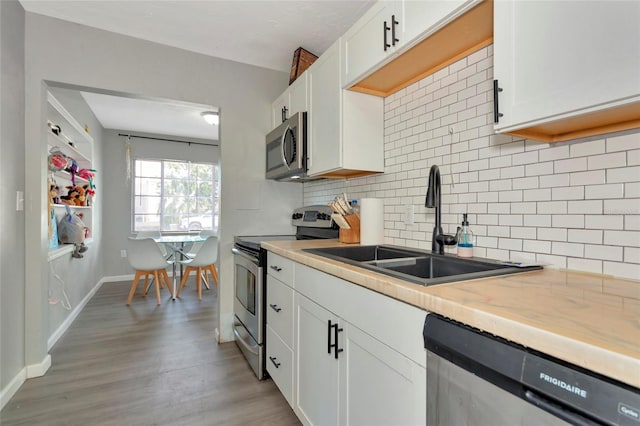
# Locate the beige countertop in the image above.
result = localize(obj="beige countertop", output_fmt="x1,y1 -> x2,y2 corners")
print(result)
261,239 -> 640,389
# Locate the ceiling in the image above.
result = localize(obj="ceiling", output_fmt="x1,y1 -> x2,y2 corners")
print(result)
22,0 -> 373,141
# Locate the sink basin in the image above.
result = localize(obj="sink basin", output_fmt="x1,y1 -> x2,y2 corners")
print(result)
303,245 -> 541,286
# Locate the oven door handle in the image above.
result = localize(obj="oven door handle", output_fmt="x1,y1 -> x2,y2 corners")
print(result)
233,323 -> 260,356
232,247 -> 259,264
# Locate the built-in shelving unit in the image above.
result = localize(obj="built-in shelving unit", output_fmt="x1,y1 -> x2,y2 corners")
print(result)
47,91 -> 95,259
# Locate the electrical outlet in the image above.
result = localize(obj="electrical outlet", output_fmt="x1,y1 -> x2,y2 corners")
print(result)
404,205 -> 415,225
120,250 -> 127,258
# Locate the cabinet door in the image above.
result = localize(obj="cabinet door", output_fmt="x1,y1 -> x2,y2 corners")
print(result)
399,0 -> 468,51
308,41 -> 342,177
342,1 -> 394,88
339,324 -> 426,426
271,91 -> 288,128
494,0 -> 640,131
288,72 -> 308,117
295,293 -> 340,426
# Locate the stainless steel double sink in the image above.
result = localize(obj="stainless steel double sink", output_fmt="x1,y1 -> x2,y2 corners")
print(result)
302,245 -> 541,286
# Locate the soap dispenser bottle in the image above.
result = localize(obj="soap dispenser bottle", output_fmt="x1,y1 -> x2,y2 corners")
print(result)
456,213 -> 474,257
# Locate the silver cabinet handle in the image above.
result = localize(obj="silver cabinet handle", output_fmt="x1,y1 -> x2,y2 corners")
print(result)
270,265 -> 282,272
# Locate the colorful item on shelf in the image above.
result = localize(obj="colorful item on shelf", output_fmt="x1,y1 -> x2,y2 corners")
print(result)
48,147 -> 69,172
65,158 -> 79,186
60,184 -> 88,206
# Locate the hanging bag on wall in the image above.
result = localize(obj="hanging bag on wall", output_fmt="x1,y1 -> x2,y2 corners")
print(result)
57,205 -> 86,245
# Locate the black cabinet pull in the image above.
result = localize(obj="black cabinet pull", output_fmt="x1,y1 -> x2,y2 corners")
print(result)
269,303 -> 282,313
493,79 -> 504,123
333,323 -> 344,359
269,356 -> 281,368
282,106 -> 288,123
391,15 -> 399,46
383,20 -> 391,51
328,320 -> 333,354
270,265 -> 282,272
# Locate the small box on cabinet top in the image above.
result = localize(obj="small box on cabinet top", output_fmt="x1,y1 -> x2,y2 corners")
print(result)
289,47 -> 318,85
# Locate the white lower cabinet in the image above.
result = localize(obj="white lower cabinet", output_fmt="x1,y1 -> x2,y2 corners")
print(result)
266,325 -> 294,407
295,293 -> 341,426
290,260 -> 426,426
339,325 -> 426,426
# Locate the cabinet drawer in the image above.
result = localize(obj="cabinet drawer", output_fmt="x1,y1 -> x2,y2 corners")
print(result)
266,275 -> 294,347
266,326 -> 294,408
267,252 -> 294,287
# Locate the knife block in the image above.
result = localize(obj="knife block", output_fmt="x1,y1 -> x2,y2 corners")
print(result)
339,214 -> 360,244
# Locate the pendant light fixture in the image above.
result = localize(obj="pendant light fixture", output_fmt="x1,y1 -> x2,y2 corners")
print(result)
201,111 -> 219,126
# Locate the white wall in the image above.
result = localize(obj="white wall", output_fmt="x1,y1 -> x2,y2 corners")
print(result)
22,11 -> 302,377
305,45 -> 640,281
0,0 -> 25,394
101,129 -> 219,277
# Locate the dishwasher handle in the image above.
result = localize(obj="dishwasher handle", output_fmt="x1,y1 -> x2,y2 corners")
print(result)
524,390 -> 597,426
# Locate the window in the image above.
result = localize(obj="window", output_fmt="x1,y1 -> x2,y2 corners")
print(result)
132,159 -> 219,232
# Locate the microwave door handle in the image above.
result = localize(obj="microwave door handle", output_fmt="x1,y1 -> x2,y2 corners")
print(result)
281,126 -> 291,170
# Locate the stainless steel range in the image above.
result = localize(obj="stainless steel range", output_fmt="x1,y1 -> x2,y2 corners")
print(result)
232,205 -> 338,379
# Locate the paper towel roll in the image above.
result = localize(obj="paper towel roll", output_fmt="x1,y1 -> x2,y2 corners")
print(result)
360,198 -> 384,245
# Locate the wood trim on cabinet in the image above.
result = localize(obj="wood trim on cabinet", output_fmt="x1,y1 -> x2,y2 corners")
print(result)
348,0 -> 494,98
505,101 -> 640,143
315,169 -> 383,179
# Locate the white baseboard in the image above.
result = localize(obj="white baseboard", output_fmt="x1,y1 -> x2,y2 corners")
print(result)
25,354 -> 51,378
0,368 -> 26,410
101,274 -> 135,283
47,277 -> 106,351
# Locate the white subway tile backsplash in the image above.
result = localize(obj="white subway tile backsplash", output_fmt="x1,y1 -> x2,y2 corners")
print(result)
540,174 -> 570,188
607,133 -> 638,152
568,229 -> 603,244
304,45 -> 640,280
568,200 -> 603,215
524,214 -> 551,227
526,162 -> 554,176
585,184 -> 624,200
585,215 -> 624,230
608,166 -> 640,183
523,239 -> 551,254
570,139 -> 606,158
540,145 -> 569,162
552,242 -> 584,257
567,258 -> 603,275
604,199 -> 640,215
570,170 -> 605,186
555,158 -> 588,173
553,215 -> 585,229
588,152 -> 626,170
585,244 -> 623,261
552,186 -> 584,200
603,261 -> 640,281
603,230 -> 640,247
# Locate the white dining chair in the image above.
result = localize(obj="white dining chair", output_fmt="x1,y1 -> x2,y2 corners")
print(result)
126,237 -> 174,305
177,236 -> 218,300
135,230 -> 168,257
186,230 -> 217,288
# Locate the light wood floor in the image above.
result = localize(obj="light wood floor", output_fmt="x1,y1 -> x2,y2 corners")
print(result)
1,279 -> 300,426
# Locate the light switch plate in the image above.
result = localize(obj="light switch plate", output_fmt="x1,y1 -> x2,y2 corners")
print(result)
404,205 -> 414,225
16,191 -> 24,211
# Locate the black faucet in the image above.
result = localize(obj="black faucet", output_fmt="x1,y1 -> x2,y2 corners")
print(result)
425,165 -> 456,254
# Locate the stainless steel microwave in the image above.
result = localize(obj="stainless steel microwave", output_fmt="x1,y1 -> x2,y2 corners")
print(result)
266,112 -> 307,181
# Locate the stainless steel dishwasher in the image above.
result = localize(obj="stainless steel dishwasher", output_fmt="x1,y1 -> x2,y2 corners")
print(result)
423,314 -> 640,425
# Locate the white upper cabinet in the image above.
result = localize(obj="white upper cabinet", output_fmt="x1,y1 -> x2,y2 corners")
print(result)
270,72 -> 309,129
307,40 -> 384,178
494,1 -> 640,142
342,0 -> 474,89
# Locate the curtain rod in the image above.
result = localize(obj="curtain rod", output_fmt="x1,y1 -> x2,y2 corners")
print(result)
119,133 -> 218,147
